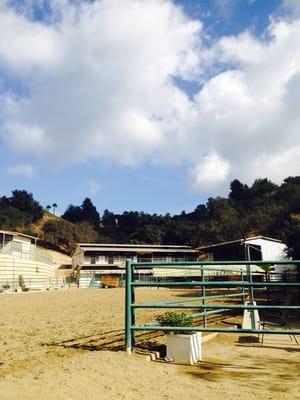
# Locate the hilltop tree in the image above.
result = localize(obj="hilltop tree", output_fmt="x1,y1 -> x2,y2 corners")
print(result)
81,198 -> 101,231
62,198 -> 101,231
52,203 -> 58,215
229,179 -> 250,203
62,205 -> 83,223
276,176 -> 300,213
10,190 -> 43,222
250,178 -> 278,199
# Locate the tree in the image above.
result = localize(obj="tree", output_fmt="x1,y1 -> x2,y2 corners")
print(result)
62,205 -> 83,223
81,198 -> 101,231
46,205 -> 51,212
0,205 -> 30,229
42,219 -> 80,253
285,224 -> 300,259
285,223 -> 300,276
283,176 -> 300,185
62,198 -> 101,231
74,221 -> 100,242
131,225 -> 164,244
10,190 -> 43,222
229,179 -> 250,203
276,176 -> 300,213
52,203 -> 58,215
250,178 -> 277,199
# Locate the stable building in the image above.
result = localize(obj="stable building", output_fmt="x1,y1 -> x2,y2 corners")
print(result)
198,236 -> 287,261
72,243 -> 198,288
197,236 -> 294,274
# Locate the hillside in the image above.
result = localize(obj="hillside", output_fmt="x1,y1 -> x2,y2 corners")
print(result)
0,177 -> 300,258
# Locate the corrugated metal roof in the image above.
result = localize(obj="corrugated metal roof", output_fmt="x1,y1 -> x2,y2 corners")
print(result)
77,243 -> 192,249
197,236 -> 283,251
0,230 -> 37,241
79,246 -> 197,253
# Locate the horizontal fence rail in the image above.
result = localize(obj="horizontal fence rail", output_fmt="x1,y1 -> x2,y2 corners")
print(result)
132,281 -> 300,287
125,259 -> 300,352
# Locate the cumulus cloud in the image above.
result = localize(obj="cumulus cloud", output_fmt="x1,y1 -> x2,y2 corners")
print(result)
7,163 -> 34,178
0,0 -> 202,166
0,0 -> 300,193
188,153 -> 230,192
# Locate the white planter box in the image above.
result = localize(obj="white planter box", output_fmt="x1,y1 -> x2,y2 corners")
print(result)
167,332 -> 202,364
242,301 -> 260,330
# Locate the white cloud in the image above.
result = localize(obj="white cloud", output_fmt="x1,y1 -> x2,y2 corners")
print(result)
88,181 -> 102,196
0,0 -> 202,167
7,163 -> 34,178
188,152 -> 230,192
0,0 -> 300,193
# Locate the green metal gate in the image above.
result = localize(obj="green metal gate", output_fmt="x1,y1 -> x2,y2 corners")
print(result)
125,260 -> 300,352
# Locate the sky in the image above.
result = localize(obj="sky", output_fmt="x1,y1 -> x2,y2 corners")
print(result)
0,0 -> 300,216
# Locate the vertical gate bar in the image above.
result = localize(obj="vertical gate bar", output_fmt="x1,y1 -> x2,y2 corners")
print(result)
125,259 -> 132,353
246,245 -> 256,329
201,267 -> 207,327
241,271 -> 246,303
248,266 -> 256,329
131,262 -> 136,347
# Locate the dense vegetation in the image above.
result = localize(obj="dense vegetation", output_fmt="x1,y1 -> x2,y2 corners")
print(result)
0,176 -> 299,256
0,190 -> 43,228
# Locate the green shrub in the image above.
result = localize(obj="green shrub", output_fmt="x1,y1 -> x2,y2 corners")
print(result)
156,312 -> 194,334
2,284 -> 10,290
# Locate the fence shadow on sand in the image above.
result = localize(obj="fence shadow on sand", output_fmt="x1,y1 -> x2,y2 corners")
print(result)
43,329 -> 165,353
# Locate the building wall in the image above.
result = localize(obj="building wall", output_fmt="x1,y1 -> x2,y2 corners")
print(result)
245,238 -> 296,273
0,235 -> 53,264
72,249 -> 84,268
246,238 -> 287,261
79,254 -> 196,268
1,235 -> 32,259
0,254 -> 63,290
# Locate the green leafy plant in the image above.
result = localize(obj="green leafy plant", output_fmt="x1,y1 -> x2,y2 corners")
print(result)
2,284 -> 10,290
156,312 -> 194,334
260,263 -> 273,273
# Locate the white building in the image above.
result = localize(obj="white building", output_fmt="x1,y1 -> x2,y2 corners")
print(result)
72,243 -> 198,288
198,236 -> 295,274
0,230 -> 62,291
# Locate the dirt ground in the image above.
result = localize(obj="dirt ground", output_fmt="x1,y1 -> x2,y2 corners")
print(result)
0,288 -> 299,400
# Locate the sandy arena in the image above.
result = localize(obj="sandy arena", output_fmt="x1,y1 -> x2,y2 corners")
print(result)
0,288 -> 299,400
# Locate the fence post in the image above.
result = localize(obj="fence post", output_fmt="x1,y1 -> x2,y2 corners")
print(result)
201,267 -> 207,327
241,271 -> 246,303
125,259 -> 133,353
245,245 -> 256,330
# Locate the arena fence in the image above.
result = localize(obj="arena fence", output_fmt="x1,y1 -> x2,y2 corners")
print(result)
125,260 -> 300,352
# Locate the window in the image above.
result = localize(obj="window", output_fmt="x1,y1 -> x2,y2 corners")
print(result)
90,256 -> 96,264
108,256 -> 114,264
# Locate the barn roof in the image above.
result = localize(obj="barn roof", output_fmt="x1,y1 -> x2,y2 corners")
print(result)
197,236 -> 283,251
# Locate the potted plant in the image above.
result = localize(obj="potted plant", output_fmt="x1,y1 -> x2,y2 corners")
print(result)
156,312 -> 202,364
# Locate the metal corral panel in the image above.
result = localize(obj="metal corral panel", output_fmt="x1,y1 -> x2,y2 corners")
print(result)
153,264 -> 263,277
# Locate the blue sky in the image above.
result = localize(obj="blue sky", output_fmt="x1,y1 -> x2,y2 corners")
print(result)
0,0 -> 299,216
